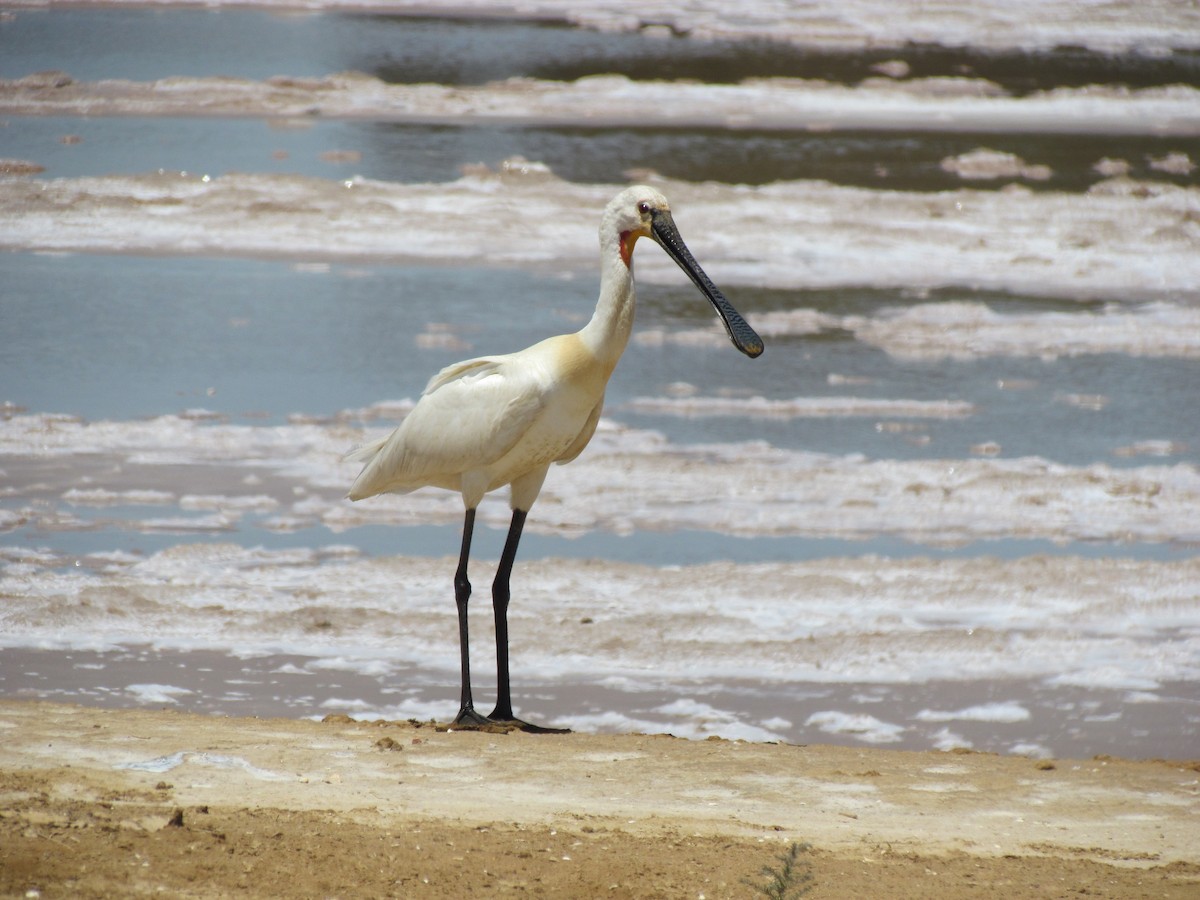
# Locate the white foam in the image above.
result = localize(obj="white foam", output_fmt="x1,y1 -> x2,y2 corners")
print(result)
63,488 -> 175,507
804,711 -> 906,744
4,413 -> 1199,545
3,171 -> 1198,304
270,663 -> 310,676
548,707 -> 783,742
653,699 -> 788,742
138,513 -> 239,533
317,697 -> 376,712
331,698 -> 456,724
941,148 -> 1052,181
843,301 -> 1200,361
545,710 -> 666,737
1045,668 -> 1166,692
486,0 -> 1200,54
1008,742 -> 1054,759
915,702 -> 1031,724
1124,691 -> 1162,705
308,657 -> 394,678
179,494 -> 280,512
623,396 -> 976,419
15,0 -> 1200,55
1,542 -> 1197,737
929,728 -> 973,752
714,299 -> 1200,364
7,70 -> 1198,136
124,683 -> 194,704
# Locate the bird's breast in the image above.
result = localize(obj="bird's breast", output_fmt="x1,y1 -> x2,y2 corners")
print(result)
482,339 -> 607,488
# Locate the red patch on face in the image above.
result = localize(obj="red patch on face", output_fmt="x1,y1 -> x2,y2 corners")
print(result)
619,230 -> 637,268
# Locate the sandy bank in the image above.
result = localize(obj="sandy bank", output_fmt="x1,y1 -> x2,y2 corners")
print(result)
1,701 -> 1197,897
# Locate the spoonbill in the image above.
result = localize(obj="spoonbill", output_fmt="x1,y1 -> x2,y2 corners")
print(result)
347,185 -> 763,731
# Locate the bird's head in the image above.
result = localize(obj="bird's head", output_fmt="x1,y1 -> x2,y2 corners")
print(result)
603,185 -> 764,359
604,185 -> 672,268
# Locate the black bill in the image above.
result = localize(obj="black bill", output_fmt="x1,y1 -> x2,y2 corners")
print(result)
650,211 -> 764,359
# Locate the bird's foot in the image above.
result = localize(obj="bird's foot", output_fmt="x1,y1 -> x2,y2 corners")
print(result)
448,706 -> 492,727
487,710 -> 570,735
443,705 -> 569,734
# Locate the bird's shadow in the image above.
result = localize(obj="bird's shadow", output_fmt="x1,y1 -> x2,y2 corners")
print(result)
436,719 -> 571,735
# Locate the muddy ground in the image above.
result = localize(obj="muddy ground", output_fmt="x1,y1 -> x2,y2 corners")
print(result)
1,701 -> 1197,898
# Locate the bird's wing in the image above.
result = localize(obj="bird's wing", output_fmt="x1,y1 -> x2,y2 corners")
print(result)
348,354 -> 547,498
422,356 -> 497,395
342,357 -> 499,470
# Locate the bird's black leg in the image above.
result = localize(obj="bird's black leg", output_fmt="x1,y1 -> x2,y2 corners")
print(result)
451,508 -> 490,727
489,508 -> 525,722
488,509 -> 568,734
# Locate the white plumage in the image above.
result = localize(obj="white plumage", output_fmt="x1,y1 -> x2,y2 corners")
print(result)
347,335 -> 604,512
347,185 -> 762,730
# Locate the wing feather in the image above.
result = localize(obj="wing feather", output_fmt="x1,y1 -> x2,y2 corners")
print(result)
347,354 -> 546,500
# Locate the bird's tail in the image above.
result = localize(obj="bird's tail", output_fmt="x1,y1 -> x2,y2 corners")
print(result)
343,435 -> 397,501
342,436 -> 388,467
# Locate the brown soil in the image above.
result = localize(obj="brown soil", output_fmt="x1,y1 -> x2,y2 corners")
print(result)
1,701 -> 1197,899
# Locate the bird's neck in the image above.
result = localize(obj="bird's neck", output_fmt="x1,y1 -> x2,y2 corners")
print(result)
579,235 -> 637,372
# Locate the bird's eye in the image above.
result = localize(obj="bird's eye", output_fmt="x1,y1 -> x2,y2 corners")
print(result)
637,201 -> 652,215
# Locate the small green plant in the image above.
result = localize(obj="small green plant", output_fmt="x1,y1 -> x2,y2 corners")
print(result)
741,841 -> 815,899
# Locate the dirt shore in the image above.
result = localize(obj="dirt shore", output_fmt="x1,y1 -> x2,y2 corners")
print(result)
1,701 -> 1197,898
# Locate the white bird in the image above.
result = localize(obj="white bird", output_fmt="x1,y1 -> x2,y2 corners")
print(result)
347,185 -> 763,731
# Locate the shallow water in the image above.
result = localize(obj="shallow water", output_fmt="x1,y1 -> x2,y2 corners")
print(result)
3,253 -> 1197,464
5,8 -> 1198,89
8,114 -> 1198,193
4,645 -> 1196,759
1,3 -> 1198,758
4,11 -> 1198,190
